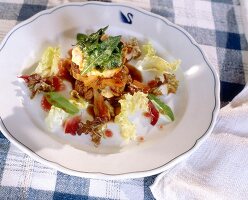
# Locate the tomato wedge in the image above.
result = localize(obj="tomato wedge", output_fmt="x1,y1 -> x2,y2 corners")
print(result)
64,116 -> 81,135
41,95 -> 52,112
148,101 -> 159,126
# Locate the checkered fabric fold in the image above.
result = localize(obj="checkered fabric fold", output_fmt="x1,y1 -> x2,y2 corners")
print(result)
0,0 -> 247,199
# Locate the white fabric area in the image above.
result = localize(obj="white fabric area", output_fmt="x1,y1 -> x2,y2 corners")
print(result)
151,85 -> 248,200
1,144 -> 57,191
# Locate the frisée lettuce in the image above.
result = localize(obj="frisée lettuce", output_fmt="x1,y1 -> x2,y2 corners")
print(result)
137,43 -> 180,74
34,47 -> 60,77
115,91 -> 149,140
45,105 -> 69,130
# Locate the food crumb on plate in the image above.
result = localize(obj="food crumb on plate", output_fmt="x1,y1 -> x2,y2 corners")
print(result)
137,136 -> 144,143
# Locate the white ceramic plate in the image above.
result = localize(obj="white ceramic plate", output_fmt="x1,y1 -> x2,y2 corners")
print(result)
0,2 -> 220,179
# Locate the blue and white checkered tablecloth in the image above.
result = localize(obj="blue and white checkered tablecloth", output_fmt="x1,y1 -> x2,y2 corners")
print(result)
0,0 -> 247,199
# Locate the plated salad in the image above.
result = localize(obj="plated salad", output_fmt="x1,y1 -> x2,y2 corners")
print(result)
20,26 -> 180,146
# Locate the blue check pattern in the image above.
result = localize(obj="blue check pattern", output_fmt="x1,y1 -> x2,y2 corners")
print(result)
0,0 -> 247,199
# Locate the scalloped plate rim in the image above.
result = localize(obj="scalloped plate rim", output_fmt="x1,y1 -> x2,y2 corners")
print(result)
0,2 -> 220,179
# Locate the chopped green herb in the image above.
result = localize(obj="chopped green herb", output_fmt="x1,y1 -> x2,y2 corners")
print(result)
148,94 -> 174,121
77,26 -> 108,47
76,26 -> 123,74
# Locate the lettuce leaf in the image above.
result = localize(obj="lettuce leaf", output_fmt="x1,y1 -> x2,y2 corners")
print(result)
69,98 -> 88,110
34,47 -> 60,77
45,105 -> 69,130
137,43 -> 180,74
114,91 -> 148,140
45,92 -> 79,115
114,116 -> 136,140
